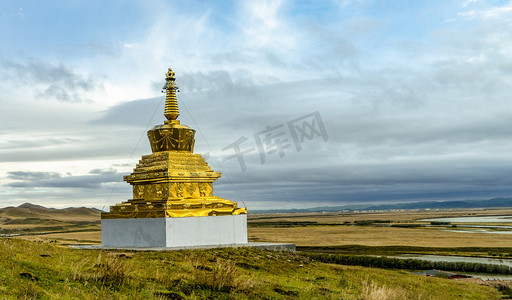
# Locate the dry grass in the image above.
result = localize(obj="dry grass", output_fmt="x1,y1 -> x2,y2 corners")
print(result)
10,209 -> 512,248
93,252 -> 130,287
189,256 -> 256,293
360,279 -> 408,300
69,252 -> 130,288
0,238 -> 504,299
19,230 -> 102,244
249,225 -> 512,247
249,208 -> 512,224
246,209 -> 512,248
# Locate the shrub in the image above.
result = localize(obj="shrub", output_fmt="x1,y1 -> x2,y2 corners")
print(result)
307,253 -> 512,274
430,221 -> 451,226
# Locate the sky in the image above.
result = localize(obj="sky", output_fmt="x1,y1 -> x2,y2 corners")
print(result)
1,0 -> 512,210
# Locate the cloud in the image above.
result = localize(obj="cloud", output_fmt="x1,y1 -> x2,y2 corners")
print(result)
89,97 -> 162,126
212,150 -> 512,207
241,0 -> 291,49
7,171 -> 60,181
462,0 -> 479,8
17,8 -> 25,19
3,1 -> 512,210
459,3 -> 512,18
0,137 -> 80,151
0,59 -> 101,102
5,169 -> 122,189
178,70 -> 262,93
122,43 -> 139,49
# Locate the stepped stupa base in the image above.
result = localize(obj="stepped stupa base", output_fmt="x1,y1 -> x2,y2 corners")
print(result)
101,215 -> 247,248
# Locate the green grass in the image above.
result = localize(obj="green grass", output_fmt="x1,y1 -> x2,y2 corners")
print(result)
0,238 -> 504,299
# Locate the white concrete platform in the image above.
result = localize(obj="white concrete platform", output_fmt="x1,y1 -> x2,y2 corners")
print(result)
101,215 -> 247,248
71,242 -> 296,252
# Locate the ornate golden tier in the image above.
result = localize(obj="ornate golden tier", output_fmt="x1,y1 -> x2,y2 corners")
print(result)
147,121 -> 195,152
101,68 -> 247,219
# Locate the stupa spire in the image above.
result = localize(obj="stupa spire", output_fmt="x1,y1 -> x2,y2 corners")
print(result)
163,68 -> 179,122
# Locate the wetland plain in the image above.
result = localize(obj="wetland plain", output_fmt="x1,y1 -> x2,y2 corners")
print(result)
2,204 -> 512,298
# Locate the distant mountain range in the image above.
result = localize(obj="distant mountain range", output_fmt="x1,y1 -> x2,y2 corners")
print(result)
0,202 -> 101,222
250,197 -> 512,214
0,203 -> 102,235
2,197 -> 512,217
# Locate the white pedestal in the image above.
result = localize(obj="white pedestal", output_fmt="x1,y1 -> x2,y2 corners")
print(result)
101,215 -> 247,248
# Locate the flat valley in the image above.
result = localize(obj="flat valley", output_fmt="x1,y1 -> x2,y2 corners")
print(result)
2,204 -> 512,299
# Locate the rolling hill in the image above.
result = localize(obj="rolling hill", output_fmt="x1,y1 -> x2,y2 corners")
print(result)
0,203 -> 101,235
0,203 -> 101,221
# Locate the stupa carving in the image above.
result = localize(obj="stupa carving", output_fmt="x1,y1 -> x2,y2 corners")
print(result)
102,68 -> 247,219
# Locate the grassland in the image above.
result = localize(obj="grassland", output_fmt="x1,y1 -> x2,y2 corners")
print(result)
248,208 -> 512,223
249,225 -> 512,247
6,207 -> 512,258
2,206 -> 512,298
0,238 -> 506,299
247,209 -> 512,257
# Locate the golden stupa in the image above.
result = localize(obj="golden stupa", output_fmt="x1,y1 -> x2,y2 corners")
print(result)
101,68 -> 247,220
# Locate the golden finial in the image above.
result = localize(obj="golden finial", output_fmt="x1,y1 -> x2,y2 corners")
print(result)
163,68 -> 179,122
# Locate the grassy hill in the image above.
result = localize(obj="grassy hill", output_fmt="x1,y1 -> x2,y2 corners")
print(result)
0,238 -> 505,299
0,203 -> 100,235
0,203 -> 100,221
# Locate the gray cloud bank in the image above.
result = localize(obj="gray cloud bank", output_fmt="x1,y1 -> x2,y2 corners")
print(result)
3,59 -> 512,209
3,1 -> 512,209
7,169 -> 122,189
83,63 -> 512,208
0,59 -> 101,102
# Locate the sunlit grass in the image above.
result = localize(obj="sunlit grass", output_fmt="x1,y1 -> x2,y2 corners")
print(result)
0,237 -> 504,299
